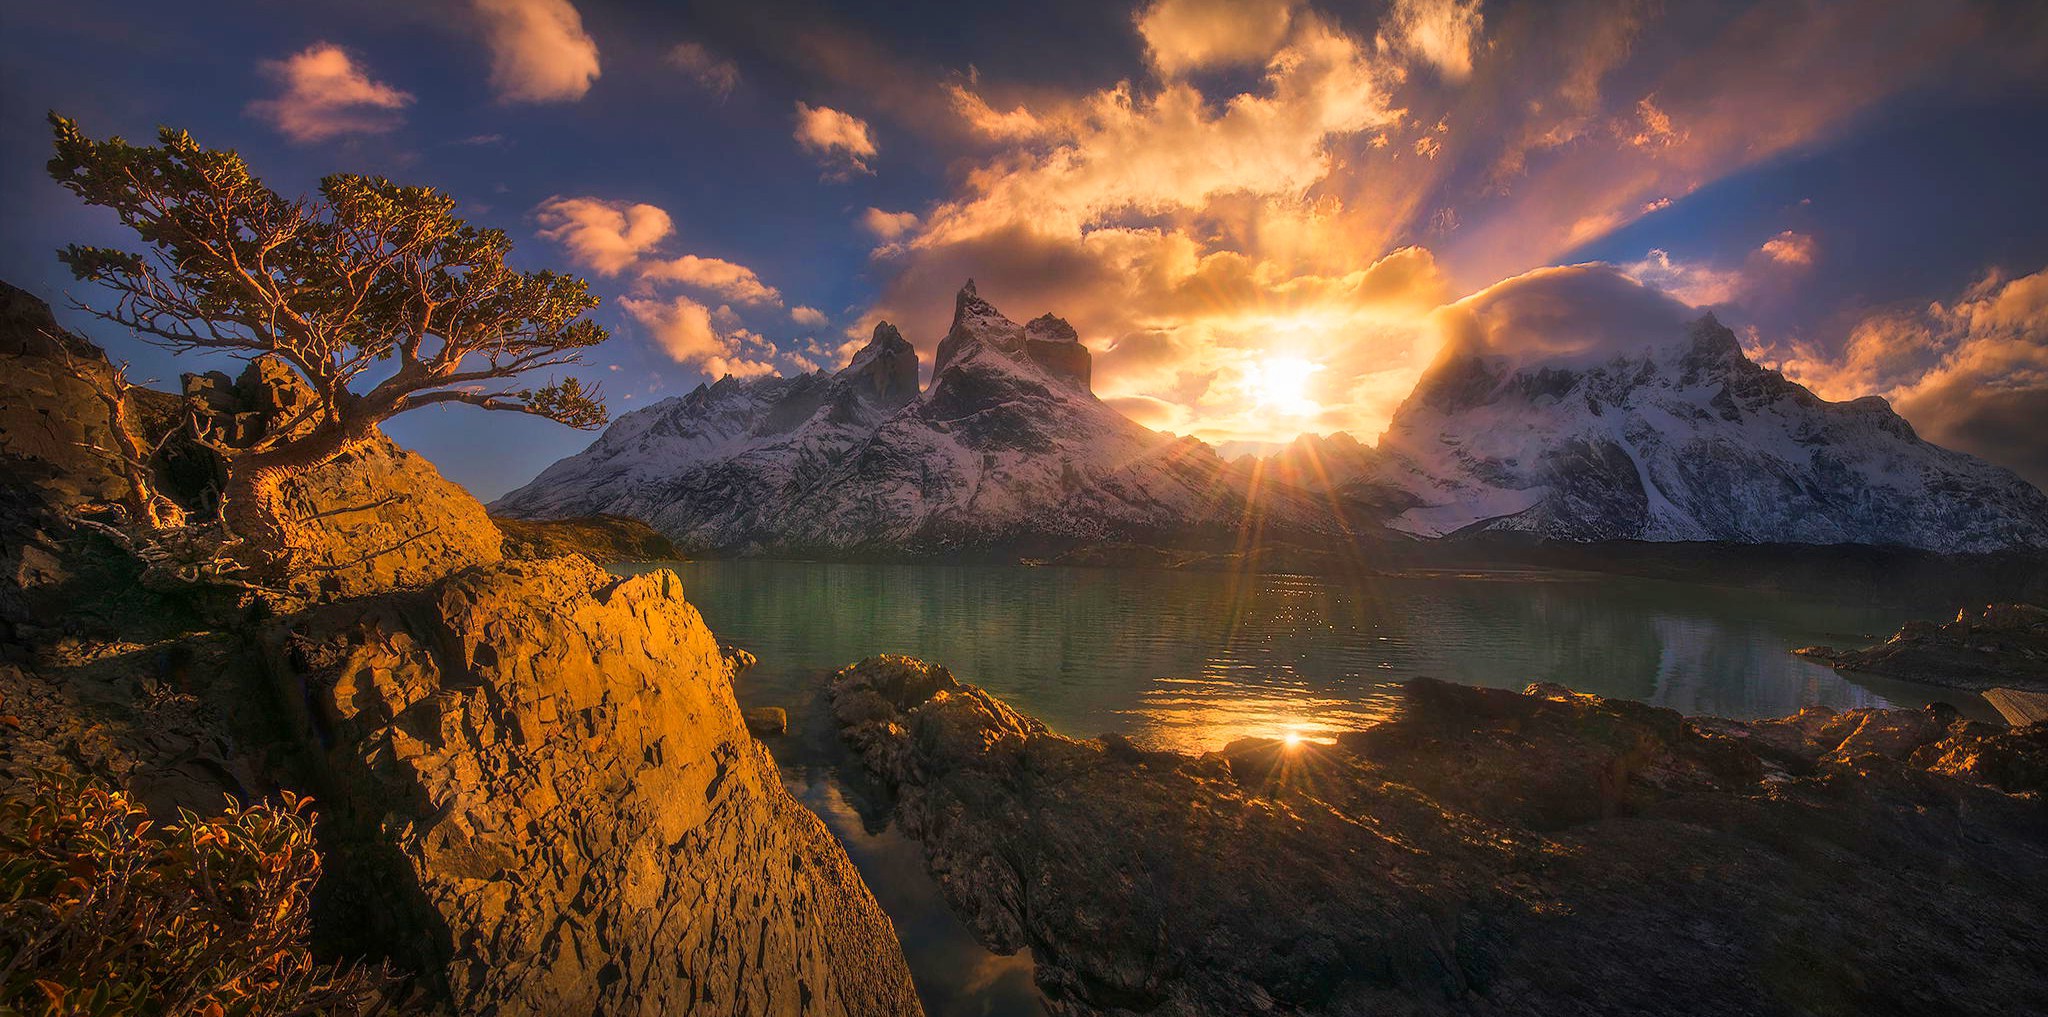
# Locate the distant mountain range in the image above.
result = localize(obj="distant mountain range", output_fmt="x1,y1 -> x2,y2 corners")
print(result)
495,275 -> 2048,557
492,281 -> 1329,555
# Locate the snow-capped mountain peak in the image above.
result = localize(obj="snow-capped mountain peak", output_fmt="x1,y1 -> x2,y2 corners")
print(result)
494,280 -> 1323,554
1359,268 -> 2048,551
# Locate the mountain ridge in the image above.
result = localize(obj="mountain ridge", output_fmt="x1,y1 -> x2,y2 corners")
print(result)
496,271 -> 2048,557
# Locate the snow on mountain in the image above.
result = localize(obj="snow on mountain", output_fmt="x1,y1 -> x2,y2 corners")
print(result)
1353,266 -> 2048,552
493,281 -> 1331,554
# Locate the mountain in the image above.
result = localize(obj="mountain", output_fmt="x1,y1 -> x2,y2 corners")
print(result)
1351,268 -> 2048,553
493,281 -> 1331,555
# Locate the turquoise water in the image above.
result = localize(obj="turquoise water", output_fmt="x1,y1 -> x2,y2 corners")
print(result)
615,559 -> 1966,1016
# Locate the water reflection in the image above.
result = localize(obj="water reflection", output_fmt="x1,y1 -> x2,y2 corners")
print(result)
612,558 -> 1966,1016
629,560 -> 1933,754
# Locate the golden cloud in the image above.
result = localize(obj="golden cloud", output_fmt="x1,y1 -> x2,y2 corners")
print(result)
1134,0 -> 1298,77
534,196 -> 672,275
246,43 -> 412,143
794,102 -> 877,176
619,294 -> 780,378
472,0 -> 601,103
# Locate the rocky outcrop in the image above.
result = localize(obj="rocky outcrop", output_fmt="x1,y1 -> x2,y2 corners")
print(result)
276,558 -> 922,1016
831,656 -> 2048,1017
0,283 -> 499,606
1795,603 -> 2048,693
183,357 -> 504,600
493,513 -> 680,562
0,280 -> 925,1015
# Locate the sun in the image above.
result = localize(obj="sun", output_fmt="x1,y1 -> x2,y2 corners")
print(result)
1247,357 -> 1322,416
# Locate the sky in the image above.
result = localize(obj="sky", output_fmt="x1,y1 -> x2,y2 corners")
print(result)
3,0 -> 2047,500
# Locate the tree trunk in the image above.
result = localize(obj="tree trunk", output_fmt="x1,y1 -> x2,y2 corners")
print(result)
217,426 -> 371,571
98,385 -> 168,530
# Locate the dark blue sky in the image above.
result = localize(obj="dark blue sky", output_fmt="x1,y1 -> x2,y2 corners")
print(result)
5,0 -> 2047,497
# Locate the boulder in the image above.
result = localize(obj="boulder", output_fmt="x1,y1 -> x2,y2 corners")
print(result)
274,558 -> 922,1016
744,706 -> 788,737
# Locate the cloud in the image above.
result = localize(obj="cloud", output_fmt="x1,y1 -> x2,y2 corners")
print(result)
1759,266 -> 2048,490
1620,249 -> 1744,307
1134,0 -> 1297,77
861,208 -> 921,241
1433,263 -> 1694,367
618,294 -> 779,378
1760,230 -> 1816,266
640,255 -> 782,305
791,306 -> 829,327
534,196 -> 673,275
915,13 -> 1399,245
246,43 -> 412,143
1442,0 -> 2012,284
472,0 -> 600,103
667,40 -> 739,97
1376,0 -> 1485,81
793,102 -> 877,177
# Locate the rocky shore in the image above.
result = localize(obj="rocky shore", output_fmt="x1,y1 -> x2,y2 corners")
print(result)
1795,603 -> 2048,693
830,655 -> 2048,1017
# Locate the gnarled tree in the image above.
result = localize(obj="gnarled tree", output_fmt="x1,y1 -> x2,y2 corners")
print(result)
46,114 -> 608,565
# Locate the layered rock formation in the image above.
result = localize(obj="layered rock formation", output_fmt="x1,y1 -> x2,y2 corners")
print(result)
1796,603 -> 2048,692
276,558 -> 921,1015
494,282 -> 1331,556
831,656 -> 2048,1017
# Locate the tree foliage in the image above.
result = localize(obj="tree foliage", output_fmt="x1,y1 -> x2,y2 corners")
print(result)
0,772 -> 402,1016
44,114 -> 609,556
48,115 -> 609,436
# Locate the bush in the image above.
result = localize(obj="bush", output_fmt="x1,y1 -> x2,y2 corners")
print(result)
0,772 -> 401,1016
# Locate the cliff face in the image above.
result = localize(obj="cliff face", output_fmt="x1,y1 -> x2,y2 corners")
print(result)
276,557 -> 921,1015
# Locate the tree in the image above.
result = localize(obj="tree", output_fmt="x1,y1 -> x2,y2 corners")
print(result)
46,114 -> 608,564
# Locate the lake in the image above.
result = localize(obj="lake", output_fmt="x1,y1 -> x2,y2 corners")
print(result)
615,559 -> 1975,1017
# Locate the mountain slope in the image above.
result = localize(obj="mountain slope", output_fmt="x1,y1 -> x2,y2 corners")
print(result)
494,282 -> 1330,555
1354,266 -> 2048,552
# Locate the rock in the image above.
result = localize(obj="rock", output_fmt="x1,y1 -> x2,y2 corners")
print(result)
1793,603 -> 2048,692
275,434 -> 504,599
830,657 -> 2048,1017
492,513 -> 680,562
723,644 -> 758,675
744,706 -> 788,737
275,559 -> 922,1016
1985,688 -> 2048,726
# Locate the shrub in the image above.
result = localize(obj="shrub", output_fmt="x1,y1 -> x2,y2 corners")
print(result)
0,772 -> 401,1016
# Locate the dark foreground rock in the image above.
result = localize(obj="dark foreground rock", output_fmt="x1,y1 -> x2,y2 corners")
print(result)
493,513 -> 680,562
1795,603 -> 2048,693
831,655 -> 2048,1017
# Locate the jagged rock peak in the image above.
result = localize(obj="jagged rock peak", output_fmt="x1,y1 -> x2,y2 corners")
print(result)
951,278 -> 1005,334
935,279 -> 1091,390
1025,313 -> 1079,344
843,320 -> 920,406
